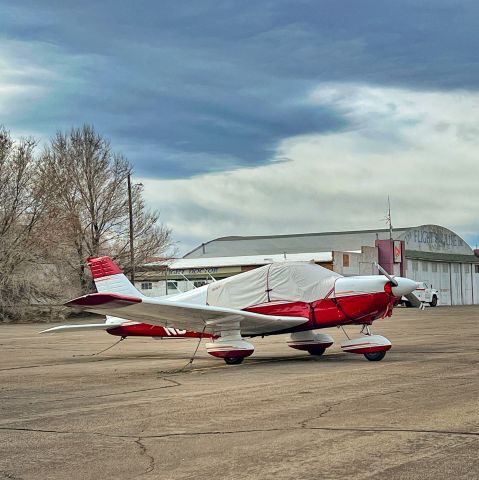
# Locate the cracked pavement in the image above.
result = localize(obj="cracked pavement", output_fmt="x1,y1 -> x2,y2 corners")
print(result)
1,306 -> 478,479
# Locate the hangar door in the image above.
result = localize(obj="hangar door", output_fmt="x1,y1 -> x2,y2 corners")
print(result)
450,263 -> 462,305
429,262 -> 442,303
462,264 -> 473,305
439,264 -> 451,305
406,260 -> 452,305
474,265 -> 479,304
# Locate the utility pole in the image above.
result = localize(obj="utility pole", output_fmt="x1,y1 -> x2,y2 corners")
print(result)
127,172 -> 135,283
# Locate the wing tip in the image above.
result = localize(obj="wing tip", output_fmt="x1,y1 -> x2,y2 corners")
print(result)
39,327 -> 54,334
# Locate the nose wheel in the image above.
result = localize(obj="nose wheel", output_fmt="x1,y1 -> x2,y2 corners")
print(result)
224,357 -> 245,365
364,350 -> 387,361
307,346 -> 326,356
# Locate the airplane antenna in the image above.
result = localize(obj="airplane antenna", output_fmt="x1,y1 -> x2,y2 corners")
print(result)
206,271 -> 217,283
387,195 -> 393,241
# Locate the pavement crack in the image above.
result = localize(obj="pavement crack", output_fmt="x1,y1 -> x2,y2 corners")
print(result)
134,437 -> 155,476
0,471 -> 23,480
299,400 -> 343,429
0,358 -> 110,372
1,379 -> 182,403
1,425 -> 478,440
298,390 -> 404,429
90,378 -> 181,399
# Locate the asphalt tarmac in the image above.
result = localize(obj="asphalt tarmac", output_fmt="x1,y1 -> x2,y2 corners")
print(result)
1,306 -> 478,480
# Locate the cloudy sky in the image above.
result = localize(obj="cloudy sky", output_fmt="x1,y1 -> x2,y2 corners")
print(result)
1,0 -> 478,254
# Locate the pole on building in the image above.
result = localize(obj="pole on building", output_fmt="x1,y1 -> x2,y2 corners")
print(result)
387,195 -> 393,241
127,172 -> 135,284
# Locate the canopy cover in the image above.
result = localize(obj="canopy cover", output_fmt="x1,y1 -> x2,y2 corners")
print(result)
206,262 -> 342,309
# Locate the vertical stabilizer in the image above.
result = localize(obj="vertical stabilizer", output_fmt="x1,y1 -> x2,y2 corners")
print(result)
88,256 -> 143,297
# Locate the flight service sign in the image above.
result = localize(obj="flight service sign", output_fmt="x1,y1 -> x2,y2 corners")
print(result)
400,225 -> 472,255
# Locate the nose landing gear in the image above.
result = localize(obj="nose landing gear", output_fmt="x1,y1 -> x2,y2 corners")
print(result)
340,325 -> 391,361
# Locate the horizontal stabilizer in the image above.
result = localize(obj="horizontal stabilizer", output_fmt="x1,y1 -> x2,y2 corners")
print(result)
40,321 -> 123,334
65,293 -> 142,309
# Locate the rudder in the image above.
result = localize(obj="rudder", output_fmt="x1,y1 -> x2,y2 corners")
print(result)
88,256 -> 143,297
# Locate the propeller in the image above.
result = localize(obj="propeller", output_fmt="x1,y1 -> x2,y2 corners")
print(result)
404,292 -> 423,308
374,262 -> 423,309
374,262 -> 398,286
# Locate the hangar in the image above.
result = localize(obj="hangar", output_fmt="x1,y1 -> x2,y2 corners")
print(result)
137,224 -> 479,306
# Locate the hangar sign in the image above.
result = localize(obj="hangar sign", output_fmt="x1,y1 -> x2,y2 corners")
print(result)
400,225 -> 472,255
169,266 -> 243,277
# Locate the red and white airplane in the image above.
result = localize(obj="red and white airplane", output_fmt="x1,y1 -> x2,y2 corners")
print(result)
42,256 -> 417,365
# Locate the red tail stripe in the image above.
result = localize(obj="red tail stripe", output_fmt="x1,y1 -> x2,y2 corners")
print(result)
87,256 -> 122,279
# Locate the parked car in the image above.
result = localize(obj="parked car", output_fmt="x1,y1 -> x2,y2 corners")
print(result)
402,281 -> 439,307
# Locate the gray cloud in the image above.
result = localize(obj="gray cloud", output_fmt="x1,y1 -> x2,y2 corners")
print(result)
1,0 -> 479,178
138,85 -> 479,253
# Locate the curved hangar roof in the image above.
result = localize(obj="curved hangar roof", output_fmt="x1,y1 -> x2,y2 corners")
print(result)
184,225 -> 477,263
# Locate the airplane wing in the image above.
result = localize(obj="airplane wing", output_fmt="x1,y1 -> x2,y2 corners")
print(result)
64,293 -> 308,336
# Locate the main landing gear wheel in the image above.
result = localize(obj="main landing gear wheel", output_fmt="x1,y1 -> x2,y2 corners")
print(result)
364,351 -> 387,362
307,346 -> 326,356
224,357 -> 245,365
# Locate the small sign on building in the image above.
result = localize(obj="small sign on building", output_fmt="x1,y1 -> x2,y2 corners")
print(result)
393,241 -> 402,263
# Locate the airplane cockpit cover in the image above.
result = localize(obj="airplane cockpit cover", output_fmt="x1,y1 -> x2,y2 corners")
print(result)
206,262 -> 342,310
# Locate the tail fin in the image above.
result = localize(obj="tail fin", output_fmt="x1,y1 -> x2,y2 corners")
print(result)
88,256 -> 143,298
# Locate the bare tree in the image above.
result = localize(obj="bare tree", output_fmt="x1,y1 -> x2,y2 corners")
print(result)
40,125 -> 173,291
0,126 -> 62,320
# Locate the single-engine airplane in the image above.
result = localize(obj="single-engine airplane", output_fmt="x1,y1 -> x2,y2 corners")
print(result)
42,256 -> 417,365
